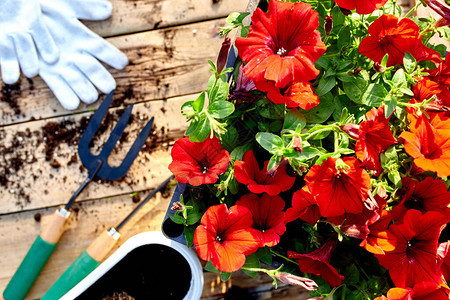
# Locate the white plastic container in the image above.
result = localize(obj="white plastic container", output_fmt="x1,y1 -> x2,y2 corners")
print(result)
62,231 -> 204,300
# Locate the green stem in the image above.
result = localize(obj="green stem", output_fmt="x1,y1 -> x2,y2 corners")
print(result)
404,0 -> 421,19
269,249 -> 298,265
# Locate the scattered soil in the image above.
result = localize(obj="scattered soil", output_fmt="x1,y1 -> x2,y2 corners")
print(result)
1,82 -> 23,117
33,213 -> 41,222
132,194 -> 141,203
102,292 -> 135,300
0,105 -> 174,208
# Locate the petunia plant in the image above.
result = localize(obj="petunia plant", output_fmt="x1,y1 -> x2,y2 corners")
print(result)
167,0 -> 450,298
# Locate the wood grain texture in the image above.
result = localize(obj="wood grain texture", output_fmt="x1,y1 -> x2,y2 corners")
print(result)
84,0 -> 248,37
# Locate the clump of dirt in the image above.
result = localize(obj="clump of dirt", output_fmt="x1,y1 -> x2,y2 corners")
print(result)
1,82 -> 23,117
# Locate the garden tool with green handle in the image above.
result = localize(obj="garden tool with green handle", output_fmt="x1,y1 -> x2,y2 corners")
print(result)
43,175 -> 175,300
3,91 -> 154,300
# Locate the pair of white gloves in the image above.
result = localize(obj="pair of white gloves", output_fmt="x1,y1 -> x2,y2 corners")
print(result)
0,0 -> 128,110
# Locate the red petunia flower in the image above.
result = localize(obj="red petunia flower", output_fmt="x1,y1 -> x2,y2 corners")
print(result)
305,157 -> 371,217
375,209 -> 447,288
235,0 -> 327,88
391,177 -> 450,222
359,15 -> 440,66
169,136 -> 231,186
193,204 -> 260,273
236,193 -> 286,247
426,58 -> 450,106
288,239 -> 344,287
234,150 -> 296,196
413,78 -> 441,102
355,106 -> 397,175
255,80 -> 320,110
285,186 -> 321,225
334,0 -> 388,14
399,113 -> 450,177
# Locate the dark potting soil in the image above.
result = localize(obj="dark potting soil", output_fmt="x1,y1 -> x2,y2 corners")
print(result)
76,244 -> 192,300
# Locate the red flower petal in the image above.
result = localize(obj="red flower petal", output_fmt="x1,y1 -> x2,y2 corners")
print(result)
169,136 -> 231,186
334,0 -> 388,14
305,157 -> 371,217
256,81 -> 320,110
237,193 -> 286,247
285,186 -> 321,225
234,150 -> 295,196
288,239 -> 344,287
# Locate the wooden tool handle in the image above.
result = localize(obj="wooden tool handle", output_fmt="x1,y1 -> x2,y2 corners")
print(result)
86,228 -> 121,262
41,209 -> 71,244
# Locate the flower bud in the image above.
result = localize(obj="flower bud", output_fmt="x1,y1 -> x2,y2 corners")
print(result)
276,273 -> 318,291
353,66 -> 362,76
292,135 -> 303,153
423,103 -> 450,113
216,37 -> 231,74
266,156 -> 288,177
340,124 -> 360,140
325,15 -> 333,36
374,62 -> 385,73
171,201 -> 185,211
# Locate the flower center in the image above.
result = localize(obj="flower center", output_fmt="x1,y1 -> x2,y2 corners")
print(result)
405,195 -> 424,211
202,166 -> 208,174
277,47 -> 287,56
216,235 -> 223,243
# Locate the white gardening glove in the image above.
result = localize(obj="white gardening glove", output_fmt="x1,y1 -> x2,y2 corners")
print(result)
0,0 -> 59,84
39,0 -> 128,110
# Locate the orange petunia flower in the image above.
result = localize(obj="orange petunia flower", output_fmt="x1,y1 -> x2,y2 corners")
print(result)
359,15 -> 440,66
399,113 -> 450,177
193,204 -> 260,273
305,157 -> 371,217
235,0 -> 326,88
426,57 -> 450,106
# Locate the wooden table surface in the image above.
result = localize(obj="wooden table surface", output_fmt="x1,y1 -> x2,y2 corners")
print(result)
0,0 -> 444,299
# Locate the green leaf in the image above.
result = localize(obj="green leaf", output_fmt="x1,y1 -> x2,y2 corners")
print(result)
256,132 -> 284,154
208,101 -> 235,119
283,147 -> 320,161
403,52 -> 417,74
169,213 -> 185,225
255,248 -> 272,265
361,84 -> 388,107
388,170 -> 402,187
267,154 -> 282,171
257,99 -> 285,120
345,264 -> 360,285
189,114 -> 211,142
186,212 -> 202,225
316,153 -> 335,165
300,93 -> 336,123
181,101 -> 196,118
242,254 -> 260,278
307,125 -> 333,140
221,125 -> 238,151
204,261 -> 220,273
193,92 -> 205,113
343,75 -> 369,104
230,144 -> 252,161
381,53 -> 389,69
184,226 -> 195,248
228,176 -> 239,194
384,95 -> 397,119
337,25 -> 351,50
316,75 -> 336,97
283,109 -> 306,131
207,76 -> 229,102
392,69 -> 406,87
220,272 -> 231,282
225,12 -> 240,24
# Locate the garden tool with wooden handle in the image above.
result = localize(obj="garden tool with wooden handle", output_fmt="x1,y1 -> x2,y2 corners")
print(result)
42,175 -> 175,300
3,91 -> 154,300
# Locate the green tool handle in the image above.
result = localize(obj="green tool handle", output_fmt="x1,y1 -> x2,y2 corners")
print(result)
42,229 -> 120,299
3,209 -> 69,300
41,250 -> 100,300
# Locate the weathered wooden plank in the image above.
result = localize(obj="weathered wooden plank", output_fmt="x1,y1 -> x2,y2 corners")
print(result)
84,0 -> 247,37
0,19 -> 227,126
0,95 -> 192,214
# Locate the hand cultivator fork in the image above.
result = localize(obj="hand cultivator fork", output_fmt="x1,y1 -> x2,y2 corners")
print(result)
4,91 -> 154,300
